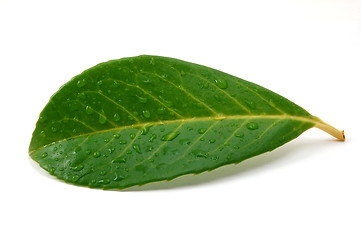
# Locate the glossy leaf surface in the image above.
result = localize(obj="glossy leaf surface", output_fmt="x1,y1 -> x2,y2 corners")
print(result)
29,55 -> 344,189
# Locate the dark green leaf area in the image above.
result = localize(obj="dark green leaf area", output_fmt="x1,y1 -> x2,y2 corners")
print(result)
29,55 -> 311,152
31,118 -> 313,189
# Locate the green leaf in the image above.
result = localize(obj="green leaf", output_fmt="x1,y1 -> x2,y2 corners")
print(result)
29,55 -> 344,189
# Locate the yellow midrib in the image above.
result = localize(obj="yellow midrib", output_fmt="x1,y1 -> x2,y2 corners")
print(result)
29,114 -> 344,155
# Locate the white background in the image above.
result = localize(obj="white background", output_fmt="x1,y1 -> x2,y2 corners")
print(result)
1,0 -> 360,239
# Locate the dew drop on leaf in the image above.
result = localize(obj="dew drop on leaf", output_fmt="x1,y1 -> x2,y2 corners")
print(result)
209,139 -> 216,143
161,131 -> 180,141
71,175 -> 80,182
100,170 -> 107,176
71,164 -> 84,171
113,113 -> 120,121
113,133 -> 121,139
108,147 -> 115,153
149,134 -> 157,142
40,130 -> 46,137
136,95 -> 148,104
149,57 -> 155,65
236,133 -> 245,138
99,114 -> 107,124
85,106 -> 94,115
76,79 -> 87,88
157,107 -> 166,115
142,110 -> 151,118
146,146 -> 154,152
214,79 -> 228,89
112,156 -> 126,163
141,125 -> 151,135
93,151 -> 101,158
192,150 -> 208,158
98,179 -> 110,184
197,128 -> 207,134
41,152 -> 48,158
179,138 -> 191,145
247,122 -> 259,130
119,140 -> 127,144
133,144 -> 141,153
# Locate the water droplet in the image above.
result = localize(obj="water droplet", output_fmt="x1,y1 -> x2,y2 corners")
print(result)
71,175 -> 80,182
158,96 -> 173,107
247,122 -> 259,130
77,92 -> 86,100
71,164 -> 84,171
119,140 -> 127,144
104,138 -> 110,143
149,134 -> 157,142
97,80 -> 103,86
51,126 -> 57,132
209,139 -> 216,143
49,167 -> 56,174
142,110 -> 151,118
108,147 -> 115,153
146,146 -> 154,152
157,107 -> 166,115
98,179 -> 110,184
112,156 -> 126,163
136,95 -> 148,104
113,133 -> 121,139
77,79 -> 87,88
93,151 -> 101,158
113,113 -> 120,121
192,150 -> 208,158
179,138 -> 191,145
197,128 -> 207,134
40,131 -> 46,137
133,144 -> 141,153
202,82 -> 209,89
100,170 -> 107,176
161,131 -> 180,141
113,173 -> 124,181
53,147 -> 58,152
180,70 -> 186,76
140,125 -> 151,135
41,152 -> 48,158
214,79 -> 228,89
233,145 -> 240,149
130,133 -> 136,139
99,114 -> 107,124
85,106 -> 94,115
39,115 -> 47,123
236,133 -> 245,138
149,57 -> 155,65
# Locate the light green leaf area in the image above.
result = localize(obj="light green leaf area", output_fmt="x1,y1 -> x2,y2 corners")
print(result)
29,55 -> 343,189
